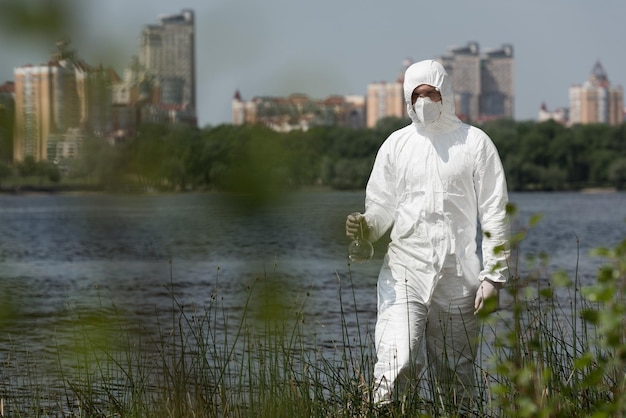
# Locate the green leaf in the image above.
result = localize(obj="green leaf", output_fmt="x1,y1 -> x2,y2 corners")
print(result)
529,213 -> 543,227
505,203 -> 518,216
573,353 -> 593,370
581,309 -> 599,324
551,270 -> 572,288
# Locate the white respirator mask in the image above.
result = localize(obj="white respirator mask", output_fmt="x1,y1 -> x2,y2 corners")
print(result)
408,97 -> 443,126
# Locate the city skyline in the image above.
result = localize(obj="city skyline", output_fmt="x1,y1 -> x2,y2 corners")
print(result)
0,0 -> 624,128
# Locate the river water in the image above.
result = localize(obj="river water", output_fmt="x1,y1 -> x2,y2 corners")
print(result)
0,190 -> 625,412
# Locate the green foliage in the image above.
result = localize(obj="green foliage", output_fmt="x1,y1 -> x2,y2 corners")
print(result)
0,97 -> 14,163
0,161 -> 12,186
483,120 -> 626,191
120,120 -> 626,192
373,116 -> 410,137
7,119 -> 626,193
481,210 -> 626,417
608,158 -> 626,189
0,0 -> 78,39
17,155 -> 39,177
67,135 -> 127,188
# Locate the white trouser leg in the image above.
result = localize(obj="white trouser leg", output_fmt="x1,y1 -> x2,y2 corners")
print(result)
426,285 -> 479,410
372,295 -> 428,404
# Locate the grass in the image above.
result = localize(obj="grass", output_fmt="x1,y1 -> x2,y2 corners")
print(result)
1,225 -> 625,417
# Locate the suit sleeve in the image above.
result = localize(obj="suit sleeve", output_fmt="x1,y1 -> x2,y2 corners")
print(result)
364,139 -> 396,243
474,133 -> 510,284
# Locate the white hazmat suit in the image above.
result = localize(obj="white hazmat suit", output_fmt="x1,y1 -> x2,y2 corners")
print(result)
355,60 -> 509,407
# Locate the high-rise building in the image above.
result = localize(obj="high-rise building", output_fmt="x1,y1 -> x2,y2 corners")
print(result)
479,45 -> 515,121
139,10 -> 196,113
364,59 -> 411,128
109,56 -> 156,139
365,82 -> 406,129
569,61 -> 623,126
439,42 -> 482,122
438,42 -> 514,122
13,40 -> 112,162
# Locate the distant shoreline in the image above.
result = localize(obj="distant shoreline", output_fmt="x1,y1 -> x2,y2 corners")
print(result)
580,187 -> 618,194
0,185 -> 105,195
0,184 -> 621,196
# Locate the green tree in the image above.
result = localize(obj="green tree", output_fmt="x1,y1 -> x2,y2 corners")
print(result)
17,156 -> 38,177
45,162 -> 60,183
0,100 -> 14,162
68,136 -> 127,189
608,158 -> 626,190
24,119 -> 626,193
0,161 -> 12,187
129,124 -> 169,189
374,116 -> 409,137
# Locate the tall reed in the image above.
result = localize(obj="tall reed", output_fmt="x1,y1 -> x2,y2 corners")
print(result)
0,221 -> 625,417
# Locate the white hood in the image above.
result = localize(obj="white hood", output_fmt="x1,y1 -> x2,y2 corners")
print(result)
403,59 -> 462,133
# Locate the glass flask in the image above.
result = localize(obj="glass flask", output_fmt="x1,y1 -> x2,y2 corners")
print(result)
347,212 -> 374,263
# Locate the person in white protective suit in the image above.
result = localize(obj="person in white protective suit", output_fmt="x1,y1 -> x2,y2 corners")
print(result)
345,59 -> 510,409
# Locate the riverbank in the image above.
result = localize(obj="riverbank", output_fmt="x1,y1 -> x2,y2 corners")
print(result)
0,183 -> 344,197
0,184 -> 106,195
1,182 -> 622,196
580,187 -> 618,194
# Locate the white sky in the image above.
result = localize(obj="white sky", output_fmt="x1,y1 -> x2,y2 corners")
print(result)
0,0 -> 623,128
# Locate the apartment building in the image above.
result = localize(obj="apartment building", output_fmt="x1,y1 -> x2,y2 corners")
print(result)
365,81 -> 406,129
438,42 -> 514,122
13,40 -> 111,162
479,45 -> 515,121
569,61 -> 623,125
438,43 -> 482,122
139,10 -> 196,114
363,59 -> 410,128
109,56 -> 160,138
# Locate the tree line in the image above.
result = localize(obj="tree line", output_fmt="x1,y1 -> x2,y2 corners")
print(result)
2,118 -> 626,193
